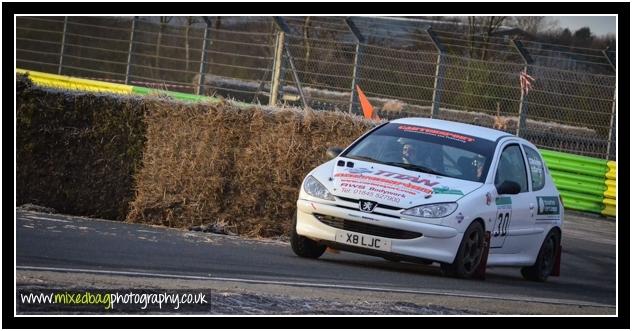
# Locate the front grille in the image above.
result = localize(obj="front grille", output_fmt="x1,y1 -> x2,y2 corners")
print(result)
335,196 -> 402,211
334,204 -> 400,219
314,213 -> 422,239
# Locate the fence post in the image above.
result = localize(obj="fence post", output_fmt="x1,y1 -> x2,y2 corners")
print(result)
603,47 -> 616,160
269,31 -> 285,106
197,17 -> 211,95
426,27 -> 446,119
345,17 -> 365,114
273,17 -> 308,109
125,16 -> 137,85
512,39 -> 534,137
57,16 -> 68,75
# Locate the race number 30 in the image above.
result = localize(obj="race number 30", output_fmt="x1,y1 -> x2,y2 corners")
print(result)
494,210 -> 511,237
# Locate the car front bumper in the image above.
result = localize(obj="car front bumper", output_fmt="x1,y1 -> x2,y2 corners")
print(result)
296,198 -> 463,264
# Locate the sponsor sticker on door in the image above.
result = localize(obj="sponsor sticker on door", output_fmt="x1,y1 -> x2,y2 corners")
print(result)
537,196 -> 560,215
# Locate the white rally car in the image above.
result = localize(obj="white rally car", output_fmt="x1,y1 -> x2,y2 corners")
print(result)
292,118 -> 563,281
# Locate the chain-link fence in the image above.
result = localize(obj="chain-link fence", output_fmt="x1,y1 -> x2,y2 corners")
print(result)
16,16 -> 617,160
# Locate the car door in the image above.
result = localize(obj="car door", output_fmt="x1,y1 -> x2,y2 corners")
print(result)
522,144 -> 562,225
490,143 -> 534,253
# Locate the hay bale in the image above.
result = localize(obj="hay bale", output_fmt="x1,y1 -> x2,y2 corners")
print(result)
16,74 -> 146,220
224,108 -> 374,237
127,101 -> 375,237
127,100 -> 253,228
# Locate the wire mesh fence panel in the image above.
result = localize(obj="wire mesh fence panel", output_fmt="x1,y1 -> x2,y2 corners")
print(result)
283,33 -> 356,111
356,44 -> 437,118
15,15 -> 617,159
196,18 -> 276,103
438,55 -> 524,131
521,66 -> 615,158
16,16 -> 66,72
62,17 -> 135,80
131,17 -> 210,92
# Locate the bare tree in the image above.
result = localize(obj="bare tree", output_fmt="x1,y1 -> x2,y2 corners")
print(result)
480,16 -> 507,60
510,16 -> 558,35
464,16 -> 509,60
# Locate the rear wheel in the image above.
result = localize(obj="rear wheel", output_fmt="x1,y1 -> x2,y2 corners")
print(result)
521,230 -> 559,282
290,213 -> 326,259
441,221 -> 484,278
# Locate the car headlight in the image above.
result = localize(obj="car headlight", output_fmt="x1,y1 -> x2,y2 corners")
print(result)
402,203 -> 458,218
303,176 -> 335,201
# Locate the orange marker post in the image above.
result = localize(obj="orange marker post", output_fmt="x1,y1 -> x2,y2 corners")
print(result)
356,85 -> 380,121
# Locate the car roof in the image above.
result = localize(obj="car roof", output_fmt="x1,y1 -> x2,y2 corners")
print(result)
390,117 -> 514,142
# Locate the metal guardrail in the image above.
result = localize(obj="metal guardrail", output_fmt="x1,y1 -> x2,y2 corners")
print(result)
16,16 -> 616,160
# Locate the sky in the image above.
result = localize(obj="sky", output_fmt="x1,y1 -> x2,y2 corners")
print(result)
551,16 -> 616,36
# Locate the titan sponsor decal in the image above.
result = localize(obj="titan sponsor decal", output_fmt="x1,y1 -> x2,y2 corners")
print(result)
336,168 -> 439,186
373,170 -> 440,187
334,167 -> 441,204
537,196 -> 560,215
335,173 -> 434,195
397,125 -> 476,143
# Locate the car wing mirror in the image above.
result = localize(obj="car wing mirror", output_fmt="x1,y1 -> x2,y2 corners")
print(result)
326,147 -> 344,160
496,180 -> 521,195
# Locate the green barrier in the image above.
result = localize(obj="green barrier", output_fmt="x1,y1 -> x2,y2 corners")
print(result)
540,149 -> 608,167
131,86 -> 255,109
552,178 -> 606,197
540,150 -> 608,178
131,86 -> 212,102
558,190 -> 604,214
540,149 -> 616,217
548,170 -> 606,195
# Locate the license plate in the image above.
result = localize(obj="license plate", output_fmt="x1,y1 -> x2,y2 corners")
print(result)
335,230 -> 391,252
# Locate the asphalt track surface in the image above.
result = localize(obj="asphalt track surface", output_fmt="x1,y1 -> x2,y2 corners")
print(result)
16,208 -> 616,309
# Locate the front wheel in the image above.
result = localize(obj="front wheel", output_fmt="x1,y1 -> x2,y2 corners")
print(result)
290,213 -> 326,259
441,221 -> 484,278
521,230 -> 560,282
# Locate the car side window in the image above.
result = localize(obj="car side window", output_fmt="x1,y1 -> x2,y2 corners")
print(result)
523,145 -> 545,191
494,144 -> 528,193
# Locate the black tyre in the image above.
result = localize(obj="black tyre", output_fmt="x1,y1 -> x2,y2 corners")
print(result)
441,221 -> 484,278
521,230 -> 560,282
290,214 -> 326,259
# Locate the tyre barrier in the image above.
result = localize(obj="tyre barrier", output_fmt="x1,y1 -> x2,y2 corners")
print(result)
540,150 -> 616,217
16,69 -> 617,218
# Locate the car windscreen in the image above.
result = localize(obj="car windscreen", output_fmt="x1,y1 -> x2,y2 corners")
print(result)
341,123 -> 497,183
